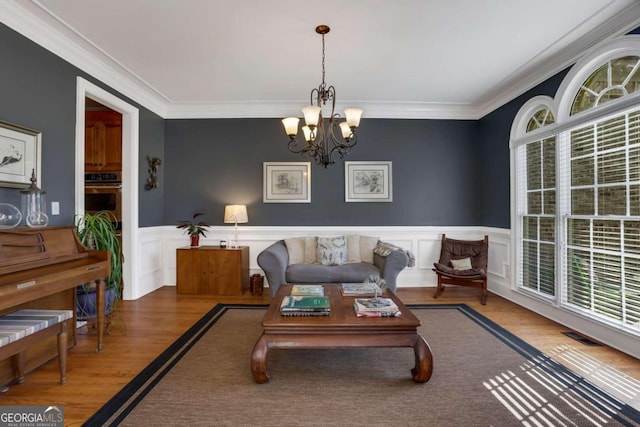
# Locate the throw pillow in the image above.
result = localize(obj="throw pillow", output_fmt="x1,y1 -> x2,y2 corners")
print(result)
284,237 -> 305,265
360,235 -> 379,264
451,257 -> 473,270
304,236 -> 317,264
346,235 -> 361,263
317,236 -> 347,266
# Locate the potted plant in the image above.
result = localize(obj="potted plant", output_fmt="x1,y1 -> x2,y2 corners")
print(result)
74,211 -> 123,328
177,212 -> 210,247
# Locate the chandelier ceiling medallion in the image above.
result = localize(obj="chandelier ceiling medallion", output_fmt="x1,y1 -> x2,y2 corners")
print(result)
282,25 -> 363,168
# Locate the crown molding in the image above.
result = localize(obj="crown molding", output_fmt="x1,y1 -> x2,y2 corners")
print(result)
474,1 -> 640,119
0,1 -> 169,117
163,100 -> 480,120
2,1 -> 639,121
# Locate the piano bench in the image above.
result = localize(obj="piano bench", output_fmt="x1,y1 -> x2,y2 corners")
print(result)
0,309 -> 73,386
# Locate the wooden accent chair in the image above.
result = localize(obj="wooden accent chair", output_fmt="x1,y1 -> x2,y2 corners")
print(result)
432,234 -> 489,304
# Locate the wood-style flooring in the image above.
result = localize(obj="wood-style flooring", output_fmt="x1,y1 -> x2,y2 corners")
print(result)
1,286 -> 638,426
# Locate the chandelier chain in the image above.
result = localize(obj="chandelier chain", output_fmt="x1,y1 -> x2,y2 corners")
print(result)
321,33 -> 326,88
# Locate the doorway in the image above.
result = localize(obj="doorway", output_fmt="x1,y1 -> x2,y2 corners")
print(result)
75,77 -> 139,300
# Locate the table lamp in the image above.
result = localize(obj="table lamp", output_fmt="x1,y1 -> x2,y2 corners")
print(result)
224,205 -> 248,248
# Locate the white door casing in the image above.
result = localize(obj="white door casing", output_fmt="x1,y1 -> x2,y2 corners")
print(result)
75,76 -> 139,300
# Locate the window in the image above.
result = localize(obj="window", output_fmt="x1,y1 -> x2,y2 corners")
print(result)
520,135 -> 556,297
564,111 -> 640,330
512,38 -> 640,335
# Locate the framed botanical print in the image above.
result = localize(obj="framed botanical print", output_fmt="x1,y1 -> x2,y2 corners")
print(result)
0,121 -> 41,188
345,161 -> 392,202
263,162 -> 311,203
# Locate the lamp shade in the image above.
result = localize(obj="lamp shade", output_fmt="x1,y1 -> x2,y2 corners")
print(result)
344,108 -> 363,128
224,205 -> 248,224
302,125 -> 314,142
282,117 -> 299,136
301,105 -> 321,127
339,121 -> 351,139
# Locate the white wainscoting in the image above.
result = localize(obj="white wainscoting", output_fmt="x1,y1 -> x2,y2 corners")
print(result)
132,225 -> 511,299
132,225 -> 639,358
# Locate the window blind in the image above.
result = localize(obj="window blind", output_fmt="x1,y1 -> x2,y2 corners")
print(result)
561,108 -> 640,331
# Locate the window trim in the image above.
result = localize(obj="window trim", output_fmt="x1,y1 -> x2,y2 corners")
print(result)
511,35 -> 640,337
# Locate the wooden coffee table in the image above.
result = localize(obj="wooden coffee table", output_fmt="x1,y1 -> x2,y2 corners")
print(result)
250,284 -> 433,383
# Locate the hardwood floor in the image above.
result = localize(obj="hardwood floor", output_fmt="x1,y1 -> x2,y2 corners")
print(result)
1,286 -> 639,426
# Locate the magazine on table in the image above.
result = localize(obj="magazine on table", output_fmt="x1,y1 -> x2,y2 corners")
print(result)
290,284 -> 324,296
353,307 -> 401,317
353,298 -> 399,313
340,283 -> 383,296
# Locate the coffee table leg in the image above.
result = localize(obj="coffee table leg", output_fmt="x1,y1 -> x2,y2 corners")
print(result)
251,334 -> 270,383
411,334 -> 433,383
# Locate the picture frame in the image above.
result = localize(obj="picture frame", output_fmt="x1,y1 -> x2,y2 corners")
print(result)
0,121 -> 42,188
263,162 -> 311,203
345,161 -> 392,202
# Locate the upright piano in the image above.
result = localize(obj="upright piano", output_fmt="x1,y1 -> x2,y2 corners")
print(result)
0,226 -> 110,381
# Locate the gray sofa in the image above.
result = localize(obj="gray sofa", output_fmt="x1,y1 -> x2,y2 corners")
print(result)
257,239 -> 410,296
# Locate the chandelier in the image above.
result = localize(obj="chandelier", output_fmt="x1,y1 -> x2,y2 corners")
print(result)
282,25 -> 363,168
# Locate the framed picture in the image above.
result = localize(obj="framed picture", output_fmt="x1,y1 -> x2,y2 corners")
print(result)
263,162 -> 311,203
0,121 -> 42,188
345,161 -> 392,202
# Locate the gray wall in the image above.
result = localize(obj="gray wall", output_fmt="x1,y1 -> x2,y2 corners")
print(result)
1,19 -> 580,231
476,69 -> 570,228
164,118 -> 482,226
0,23 -> 165,227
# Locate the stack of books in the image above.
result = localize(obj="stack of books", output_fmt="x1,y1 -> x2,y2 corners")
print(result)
280,295 -> 331,316
353,297 -> 401,317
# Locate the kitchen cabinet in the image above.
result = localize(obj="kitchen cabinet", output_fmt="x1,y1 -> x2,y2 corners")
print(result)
85,110 -> 122,172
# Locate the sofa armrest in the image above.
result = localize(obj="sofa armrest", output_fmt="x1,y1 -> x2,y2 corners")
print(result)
374,245 -> 409,293
257,240 -> 289,296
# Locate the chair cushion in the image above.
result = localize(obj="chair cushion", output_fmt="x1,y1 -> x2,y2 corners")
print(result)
286,262 -> 380,283
434,263 -> 485,277
451,257 -> 472,270
0,309 -> 73,348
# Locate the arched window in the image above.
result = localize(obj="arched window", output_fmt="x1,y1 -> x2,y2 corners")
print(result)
512,37 -> 640,335
512,98 -> 557,298
571,56 -> 640,114
526,108 -> 555,132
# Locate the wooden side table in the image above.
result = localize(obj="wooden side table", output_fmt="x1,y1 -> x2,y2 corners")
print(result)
176,246 -> 250,295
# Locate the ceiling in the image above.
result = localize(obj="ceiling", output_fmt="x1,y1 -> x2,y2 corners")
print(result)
3,0 -> 640,119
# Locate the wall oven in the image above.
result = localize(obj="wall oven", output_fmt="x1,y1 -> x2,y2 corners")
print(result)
85,172 -> 122,228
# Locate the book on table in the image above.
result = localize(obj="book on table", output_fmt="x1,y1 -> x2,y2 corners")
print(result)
290,284 -> 324,296
280,295 -> 331,316
353,298 -> 400,317
340,283 -> 383,296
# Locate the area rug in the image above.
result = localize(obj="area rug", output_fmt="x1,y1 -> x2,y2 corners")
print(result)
85,304 -> 640,426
